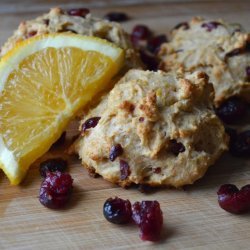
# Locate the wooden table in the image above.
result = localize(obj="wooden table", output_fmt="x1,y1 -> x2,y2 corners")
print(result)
0,1 -> 250,249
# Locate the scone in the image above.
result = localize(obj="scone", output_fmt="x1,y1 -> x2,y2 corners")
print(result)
75,69 -> 228,188
0,7 -> 142,71
158,17 -> 250,107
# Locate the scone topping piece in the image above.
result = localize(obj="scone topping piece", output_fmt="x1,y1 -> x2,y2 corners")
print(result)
0,33 -> 124,185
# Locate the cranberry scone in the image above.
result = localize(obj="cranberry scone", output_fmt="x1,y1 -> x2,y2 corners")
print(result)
158,17 -> 250,107
75,69 -> 228,188
0,7 -> 141,70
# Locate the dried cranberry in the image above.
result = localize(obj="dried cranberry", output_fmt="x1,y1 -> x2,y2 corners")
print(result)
246,66 -> 250,80
39,158 -> 67,178
132,201 -> 163,241
230,130 -> 250,157
201,21 -> 221,32
173,22 -> 189,30
104,12 -> 128,22
225,127 -> 237,145
119,159 -> 130,180
39,171 -> 73,209
81,117 -> 101,133
215,97 -> 247,124
225,48 -> 242,58
43,19 -> 50,25
153,167 -> 161,174
51,131 -> 66,148
217,184 -> 250,214
147,35 -> 167,54
131,25 -> 151,40
170,140 -> 185,156
67,8 -> 90,17
109,144 -> 123,161
27,30 -> 37,38
139,117 -> 145,122
103,197 -> 132,224
139,50 -> 158,71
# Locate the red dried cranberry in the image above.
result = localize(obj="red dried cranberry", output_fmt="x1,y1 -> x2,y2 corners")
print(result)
27,30 -> 37,38
39,171 -> 73,209
215,97 -> 247,124
81,117 -> 101,133
104,12 -> 129,22
217,184 -> 250,214
170,140 -> 185,156
230,130 -> 250,157
153,167 -> 161,174
119,159 -> 130,180
201,21 -> 221,32
139,117 -> 145,122
131,25 -> 151,40
103,197 -> 132,224
109,144 -> 123,161
132,201 -> 163,241
51,131 -> 66,148
39,158 -> 67,178
173,22 -> 189,30
67,8 -> 90,17
147,35 -> 167,54
246,66 -> 250,80
139,50 -> 158,71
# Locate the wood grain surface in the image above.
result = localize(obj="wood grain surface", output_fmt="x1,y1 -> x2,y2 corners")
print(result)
0,1 -> 250,249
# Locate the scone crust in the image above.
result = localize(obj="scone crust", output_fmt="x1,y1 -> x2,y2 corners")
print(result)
0,7 -> 142,70
158,17 -> 250,106
75,69 -> 228,188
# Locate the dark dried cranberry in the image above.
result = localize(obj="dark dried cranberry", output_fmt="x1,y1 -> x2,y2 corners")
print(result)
215,97 -> 247,124
139,117 -> 145,122
147,35 -> 167,54
39,158 -> 67,178
27,30 -> 37,38
225,48 -> 242,58
103,197 -> 132,224
139,50 -> 158,71
131,25 -> 151,40
51,131 -> 66,148
217,184 -> 250,214
225,127 -> 237,145
173,22 -> 189,30
170,140 -> 185,156
230,130 -> 250,157
81,117 -> 101,133
132,201 -> 163,241
39,171 -> 73,209
104,12 -> 129,22
119,159 -> 130,180
67,8 -> 90,17
246,66 -> 250,80
153,167 -> 161,174
201,21 -> 221,32
109,144 -> 123,161
43,19 -> 50,25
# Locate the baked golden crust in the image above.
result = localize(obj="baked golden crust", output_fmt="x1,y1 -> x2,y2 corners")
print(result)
75,69 -> 228,188
0,7 -> 142,70
158,17 -> 250,107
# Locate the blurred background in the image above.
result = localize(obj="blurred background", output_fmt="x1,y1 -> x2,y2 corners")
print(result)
0,0 -> 249,48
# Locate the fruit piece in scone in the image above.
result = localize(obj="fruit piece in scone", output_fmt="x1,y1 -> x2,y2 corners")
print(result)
74,69 -> 228,188
0,7 -> 142,71
158,17 -> 250,107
